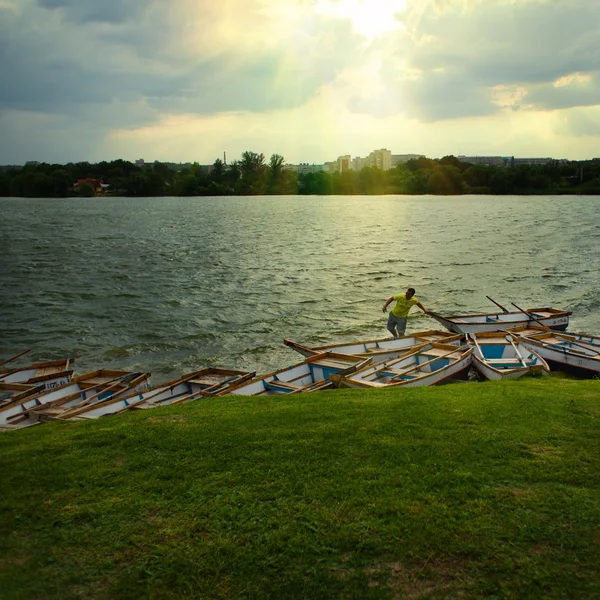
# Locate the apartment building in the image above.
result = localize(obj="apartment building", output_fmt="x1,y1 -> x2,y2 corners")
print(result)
391,154 -> 425,167
457,156 -> 512,167
368,148 -> 392,171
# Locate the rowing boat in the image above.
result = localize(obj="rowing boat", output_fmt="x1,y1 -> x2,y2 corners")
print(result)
330,343 -> 473,389
0,370 -> 151,427
284,330 -> 463,363
429,307 -> 570,335
510,330 -> 600,378
72,368 -> 256,419
469,332 -> 549,381
0,358 -> 74,390
226,352 -> 371,396
0,382 -> 42,407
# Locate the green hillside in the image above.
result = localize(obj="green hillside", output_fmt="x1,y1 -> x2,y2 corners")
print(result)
1,379 -> 599,599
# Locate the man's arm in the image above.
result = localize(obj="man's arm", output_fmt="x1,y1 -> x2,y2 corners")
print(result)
382,297 -> 394,313
416,302 -> 429,314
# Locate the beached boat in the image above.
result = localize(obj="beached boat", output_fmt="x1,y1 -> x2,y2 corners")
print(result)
0,358 -> 74,390
284,330 -> 463,363
331,343 -> 473,389
469,332 -> 549,381
510,330 -> 600,378
0,369 -> 151,427
226,352 -> 372,396
71,368 -> 256,419
429,307 -> 571,335
0,382 -> 42,408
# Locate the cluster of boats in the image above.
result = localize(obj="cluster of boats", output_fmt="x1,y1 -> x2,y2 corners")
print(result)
1,303 -> 598,431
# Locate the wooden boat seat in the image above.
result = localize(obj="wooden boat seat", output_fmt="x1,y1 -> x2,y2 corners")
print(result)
486,358 -> 524,365
314,359 -> 354,369
265,380 -> 303,391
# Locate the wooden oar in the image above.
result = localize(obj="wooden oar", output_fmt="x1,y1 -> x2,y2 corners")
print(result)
0,349 -> 31,368
53,373 -> 145,419
18,373 -> 143,421
511,303 -> 552,330
545,334 -> 600,356
506,335 -> 528,368
389,345 -> 471,381
468,334 -> 485,359
486,296 -> 509,313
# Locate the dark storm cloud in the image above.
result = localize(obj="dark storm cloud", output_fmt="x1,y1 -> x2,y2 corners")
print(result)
371,0 -> 600,122
525,74 -> 600,111
36,0 -> 145,24
0,1 -> 359,121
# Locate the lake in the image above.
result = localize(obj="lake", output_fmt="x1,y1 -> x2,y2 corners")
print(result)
1,195 -> 599,382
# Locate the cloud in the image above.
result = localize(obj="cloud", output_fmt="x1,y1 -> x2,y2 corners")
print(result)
2,0 -> 600,163
36,0 -> 146,24
345,0 -> 600,121
558,107 -> 600,138
0,0 -> 363,128
524,73 -> 600,111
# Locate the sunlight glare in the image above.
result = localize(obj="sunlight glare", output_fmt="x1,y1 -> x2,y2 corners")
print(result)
314,0 -> 406,40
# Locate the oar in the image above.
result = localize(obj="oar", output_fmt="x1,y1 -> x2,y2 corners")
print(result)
486,296 -> 509,313
506,335 -> 528,368
19,373 -> 143,421
511,303 -> 552,330
0,349 -> 31,368
468,333 -> 484,359
54,373 -> 145,418
389,345 -> 471,380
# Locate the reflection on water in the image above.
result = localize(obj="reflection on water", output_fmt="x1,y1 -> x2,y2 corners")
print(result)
1,195 -> 599,382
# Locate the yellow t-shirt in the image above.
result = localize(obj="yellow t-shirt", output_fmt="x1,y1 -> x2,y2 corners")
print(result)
391,293 -> 418,318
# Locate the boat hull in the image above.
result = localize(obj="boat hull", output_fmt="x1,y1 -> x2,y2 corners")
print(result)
469,332 -> 550,381
430,308 -> 570,335
333,343 -> 473,389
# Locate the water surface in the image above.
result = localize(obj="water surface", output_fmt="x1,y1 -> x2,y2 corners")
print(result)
1,195 -> 598,382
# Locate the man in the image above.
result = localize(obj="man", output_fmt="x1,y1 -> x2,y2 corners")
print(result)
382,287 -> 429,338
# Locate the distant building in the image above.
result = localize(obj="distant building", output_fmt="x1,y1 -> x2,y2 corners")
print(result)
71,178 -> 107,195
457,155 -> 512,167
135,159 -> 145,167
391,154 -> 425,167
351,157 -> 368,171
367,148 -> 392,171
336,155 -> 352,173
290,163 -> 327,174
324,161 -> 337,173
512,157 -> 554,166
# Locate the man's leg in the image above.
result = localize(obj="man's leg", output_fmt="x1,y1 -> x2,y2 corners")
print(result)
396,317 -> 407,337
386,313 -> 398,338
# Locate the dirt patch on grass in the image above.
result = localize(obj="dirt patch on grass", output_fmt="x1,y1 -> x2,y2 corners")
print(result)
146,416 -> 186,423
496,486 -> 537,500
363,557 -> 473,599
523,444 -> 563,460
0,555 -> 28,569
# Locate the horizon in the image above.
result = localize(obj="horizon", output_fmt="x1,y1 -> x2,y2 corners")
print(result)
1,0 -> 599,165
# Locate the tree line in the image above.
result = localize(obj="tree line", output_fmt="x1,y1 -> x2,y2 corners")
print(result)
1,153 -> 599,198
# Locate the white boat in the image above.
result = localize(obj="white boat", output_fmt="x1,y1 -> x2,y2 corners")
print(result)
0,370 -> 151,427
469,332 -> 549,381
512,330 -> 600,378
0,358 -> 74,390
71,368 -> 256,419
331,343 -> 473,389
429,307 -> 570,335
284,330 -> 463,363
226,352 -> 372,396
0,382 -> 42,407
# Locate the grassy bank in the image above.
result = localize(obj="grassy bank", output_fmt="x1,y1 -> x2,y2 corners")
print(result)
1,379 -> 599,599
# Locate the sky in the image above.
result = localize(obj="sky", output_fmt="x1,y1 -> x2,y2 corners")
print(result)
1,0 -> 599,165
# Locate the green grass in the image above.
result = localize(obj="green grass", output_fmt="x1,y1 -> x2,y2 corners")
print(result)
1,378 -> 600,599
